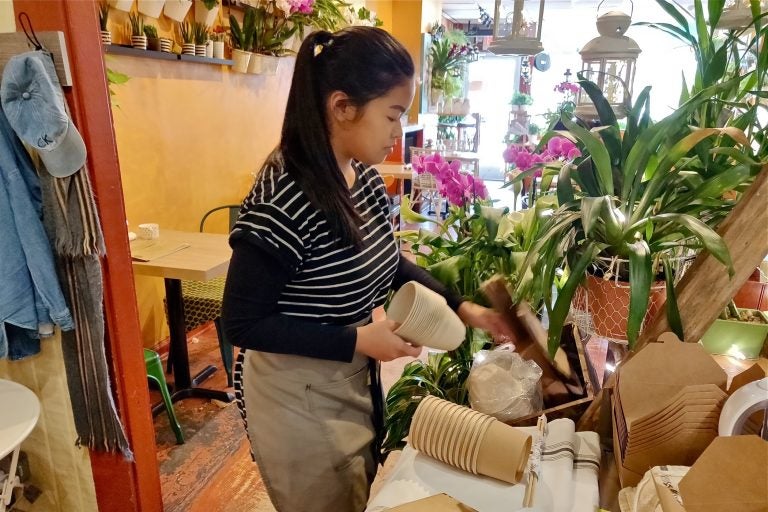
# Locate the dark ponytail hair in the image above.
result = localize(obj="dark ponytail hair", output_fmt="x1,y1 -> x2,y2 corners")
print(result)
271,26 -> 414,247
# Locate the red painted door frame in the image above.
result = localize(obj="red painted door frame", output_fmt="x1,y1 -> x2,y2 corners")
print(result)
12,1 -> 162,510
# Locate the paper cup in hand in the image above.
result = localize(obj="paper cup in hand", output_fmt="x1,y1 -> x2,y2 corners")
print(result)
387,281 -> 465,350
138,223 -> 160,240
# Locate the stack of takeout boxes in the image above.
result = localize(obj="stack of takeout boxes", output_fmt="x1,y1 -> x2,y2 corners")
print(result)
612,340 -> 728,487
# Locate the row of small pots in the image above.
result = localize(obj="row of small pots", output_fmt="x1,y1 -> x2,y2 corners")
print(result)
110,0 -> 219,26
231,49 -> 280,76
103,30 -> 225,59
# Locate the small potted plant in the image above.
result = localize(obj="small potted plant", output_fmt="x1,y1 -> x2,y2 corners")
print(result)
193,22 -> 208,56
143,24 -> 160,51
510,92 -> 533,112
179,21 -> 196,55
98,1 -> 111,45
700,300 -> 768,359
229,8 -> 255,72
211,25 -> 227,59
195,0 -> 220,27
128,12 -> 147,50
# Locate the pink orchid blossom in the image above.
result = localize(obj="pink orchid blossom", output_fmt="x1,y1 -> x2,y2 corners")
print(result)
503,136 -> 581,177
411,153 -> 488,207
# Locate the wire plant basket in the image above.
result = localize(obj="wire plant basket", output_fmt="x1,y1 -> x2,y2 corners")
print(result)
570,252 -> 695,345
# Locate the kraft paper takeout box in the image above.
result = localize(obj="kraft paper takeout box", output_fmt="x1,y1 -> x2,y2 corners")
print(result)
612,340 -> 728,486
385,493 -> 477,511
653,436 -> 768,512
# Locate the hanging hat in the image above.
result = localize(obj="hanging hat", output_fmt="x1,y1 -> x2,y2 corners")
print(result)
0,51 -> 86,178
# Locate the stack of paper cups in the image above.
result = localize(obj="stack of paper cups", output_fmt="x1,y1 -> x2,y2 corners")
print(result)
410,395 -> 532,484
387,281 -> 465,350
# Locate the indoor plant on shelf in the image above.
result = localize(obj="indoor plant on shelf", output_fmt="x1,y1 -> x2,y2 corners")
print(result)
510,92 -> 533,112
98,1 -> 111,45
513,76 -> 763,356
143,24 -> 160,52
428,30 -> 470,107
246,0 -> 311,74
128,12 -> 147,50
230,8 -> 256,72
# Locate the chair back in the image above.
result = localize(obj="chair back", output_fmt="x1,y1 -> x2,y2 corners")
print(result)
199,205 -> 240,233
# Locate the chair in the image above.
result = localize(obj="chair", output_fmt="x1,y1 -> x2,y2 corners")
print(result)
144,348 -> 184,444
164,205 -> 239,387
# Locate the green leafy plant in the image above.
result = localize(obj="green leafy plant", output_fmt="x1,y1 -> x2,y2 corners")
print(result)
98,1 -> 109,31
430,36 -> 469,97
513,75 -> 765,354
636,0 -> 768,161
143,24 -> 158,39
127,12 -> 144,37
193,22 -> 209,45
202,0 -> 219,9
305,0 -> 349,32
511,92 -> 533,106
179,20 -> 195,44
229,8 -> 256,51
106,66 -> 129,108
249,2 -> 299,56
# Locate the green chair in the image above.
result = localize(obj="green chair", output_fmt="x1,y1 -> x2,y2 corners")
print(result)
164,205 -> 240,386
144,348 -> 185,444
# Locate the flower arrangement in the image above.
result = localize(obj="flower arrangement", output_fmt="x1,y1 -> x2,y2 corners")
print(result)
502,136 -> 581,177
344,5 -> 383,27
411,153 -> 488,207
210,25 -> 227,42
235,0 -> 315,56
429,28 -> 470,99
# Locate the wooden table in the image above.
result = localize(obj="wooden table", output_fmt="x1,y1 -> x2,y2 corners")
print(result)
0,379 -> 39,512
131,230 -> 234,412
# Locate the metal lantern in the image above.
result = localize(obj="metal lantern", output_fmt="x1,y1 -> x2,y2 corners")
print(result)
717,0 -> 766,30
488,0 -> 545,56
575,1 -> 640,120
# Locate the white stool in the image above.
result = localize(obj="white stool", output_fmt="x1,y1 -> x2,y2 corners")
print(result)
0,379 -> 40,512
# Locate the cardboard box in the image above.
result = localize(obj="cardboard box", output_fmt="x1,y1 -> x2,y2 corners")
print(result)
385,493 -> 477,511
654,436 -> 768,512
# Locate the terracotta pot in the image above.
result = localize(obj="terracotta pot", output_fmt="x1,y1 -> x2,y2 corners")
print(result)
573,274 -> 667,342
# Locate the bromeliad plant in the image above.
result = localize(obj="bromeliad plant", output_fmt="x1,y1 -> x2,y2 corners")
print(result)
382,156 -> 553,452
515,75 -> 765,355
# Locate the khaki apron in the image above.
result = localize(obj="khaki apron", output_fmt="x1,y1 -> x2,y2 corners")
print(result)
240,319 -> 383,512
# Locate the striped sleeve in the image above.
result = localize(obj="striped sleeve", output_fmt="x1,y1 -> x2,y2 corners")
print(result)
230,167 -> 308,272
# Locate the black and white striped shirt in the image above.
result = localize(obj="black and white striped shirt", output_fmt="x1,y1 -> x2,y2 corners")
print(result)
230,160 -> 399,326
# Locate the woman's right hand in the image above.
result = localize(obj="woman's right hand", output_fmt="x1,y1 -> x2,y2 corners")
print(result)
355,320 -> 422,361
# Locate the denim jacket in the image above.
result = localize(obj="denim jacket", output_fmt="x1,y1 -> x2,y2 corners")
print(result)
0,106 -> 73,360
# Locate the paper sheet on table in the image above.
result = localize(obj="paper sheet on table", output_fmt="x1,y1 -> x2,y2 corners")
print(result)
130,239 -> 190,262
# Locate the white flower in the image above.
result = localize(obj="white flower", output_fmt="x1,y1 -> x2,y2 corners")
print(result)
275,0 -> 291,14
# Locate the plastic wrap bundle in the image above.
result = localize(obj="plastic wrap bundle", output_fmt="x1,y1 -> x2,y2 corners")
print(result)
468,344 -> 543,422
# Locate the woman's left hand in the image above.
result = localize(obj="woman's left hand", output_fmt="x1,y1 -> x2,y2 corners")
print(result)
456,301 -> 518,343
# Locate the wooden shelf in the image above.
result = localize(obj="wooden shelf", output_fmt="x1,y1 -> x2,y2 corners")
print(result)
104,45 -> 234,66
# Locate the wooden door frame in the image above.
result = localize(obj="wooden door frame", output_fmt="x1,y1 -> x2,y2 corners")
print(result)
12,1 -> 162,510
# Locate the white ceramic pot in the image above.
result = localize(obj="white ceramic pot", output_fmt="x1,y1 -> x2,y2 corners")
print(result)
110,0 -> 134,12
137,0 -> 165,18
159,38 -> 173,52
247,53 -> 263,74
131,35 -> 148,50
212,40 -> 225,59
205,40 -> 213,58
182,43 -> 196,55
258,54 -> 279,75
231,49 -> 251,73
194,0 -> 220,26
101,30 -> 112,45
195,44 -> 206,56
164,0 -> 193,22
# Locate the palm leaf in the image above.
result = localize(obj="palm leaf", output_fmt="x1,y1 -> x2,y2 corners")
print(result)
626,239 -> 652,348
662,256 -> 684,340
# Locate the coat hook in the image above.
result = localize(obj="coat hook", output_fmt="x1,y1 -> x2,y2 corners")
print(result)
18,12 -> 43,52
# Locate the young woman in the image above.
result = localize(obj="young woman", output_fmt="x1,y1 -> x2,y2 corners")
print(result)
222,27 -> 512,512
